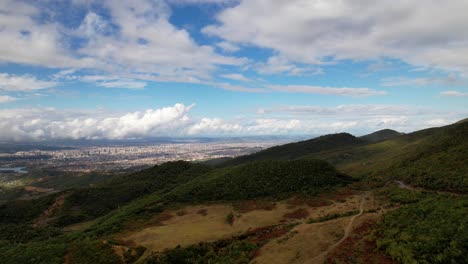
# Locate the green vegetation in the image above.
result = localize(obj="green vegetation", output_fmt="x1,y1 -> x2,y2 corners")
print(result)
376,192 -> 468,263
0,119 -> 466,263
55,161 -> 212,226
166,159 -> 350,203
359,129 -> 402,143
221,133 -> 364,167
306,121 -> 468,193
84,159 -> 347,237
144,240 -> 257,264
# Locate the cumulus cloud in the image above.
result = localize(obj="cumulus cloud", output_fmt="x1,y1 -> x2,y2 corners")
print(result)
269,85 -> 387,97
204,0 -> 468,73
0,104 -> 194,141
0,103 -> 464,141
0,73 -> 57,91
76,1 -> 247,80
0,0 -> 247,85
0,0 -> 81,68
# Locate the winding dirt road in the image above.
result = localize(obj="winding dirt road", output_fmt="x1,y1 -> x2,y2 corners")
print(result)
306,192 -> 367,264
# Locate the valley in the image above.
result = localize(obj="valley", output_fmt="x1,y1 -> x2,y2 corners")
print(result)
0,120 -> 466,263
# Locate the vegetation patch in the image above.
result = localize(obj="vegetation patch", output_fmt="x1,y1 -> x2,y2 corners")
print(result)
376,195 -> 468,263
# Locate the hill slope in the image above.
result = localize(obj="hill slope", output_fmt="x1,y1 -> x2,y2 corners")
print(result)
305,120 -> 468,192
359,129 -> 403,143
220,133 -> 364,167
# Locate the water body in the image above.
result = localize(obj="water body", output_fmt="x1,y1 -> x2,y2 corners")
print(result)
0,167 -> 28,174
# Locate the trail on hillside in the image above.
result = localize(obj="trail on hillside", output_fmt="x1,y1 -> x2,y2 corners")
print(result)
305,192 -> 367,264
394,180 -> 463,196
32,193 -> 67,228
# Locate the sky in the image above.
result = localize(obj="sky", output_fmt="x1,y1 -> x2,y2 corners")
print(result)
0,0 -> 467,141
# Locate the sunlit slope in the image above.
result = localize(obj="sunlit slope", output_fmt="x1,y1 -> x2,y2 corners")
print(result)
306,120 -> 468,192
359,128 -> 403,143
220,133 -> 364,167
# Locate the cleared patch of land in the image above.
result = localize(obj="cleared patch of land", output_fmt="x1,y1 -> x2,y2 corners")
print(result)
119,193 -> 365,257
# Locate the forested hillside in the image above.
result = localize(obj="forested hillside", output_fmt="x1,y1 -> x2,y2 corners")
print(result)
221,133 -> 364,167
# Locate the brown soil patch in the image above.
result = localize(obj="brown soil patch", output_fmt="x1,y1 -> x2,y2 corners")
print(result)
325,215 -> 394,264
283,208 -> 309,219
176,210 -> 187,216
252,218 -> 348,264
32,193 -> 68,228
234,200 -> 276,213
125,211 -> 173,230
24,186 -> 54,193
63,253 -> 72,264
196,208 -> 208,216
249,226 -> 291,243
111,245 -> 127,264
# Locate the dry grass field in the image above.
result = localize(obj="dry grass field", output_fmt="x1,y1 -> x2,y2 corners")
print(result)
117,190 -> 377,263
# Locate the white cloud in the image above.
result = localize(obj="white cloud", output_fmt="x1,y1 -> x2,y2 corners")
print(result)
255,56 -> 323,76
215,41 -> 240,52
424,119 -> 452,127
440,91 -> 468,97
76,1 -> 247,80
0,0 -> 247,86
381,76 -> 464,87
0,95 -> 17,103
77,12 -> 110,37
269,85 -> 387,97
214,82 -> 266,93
0,104 -> 194,141
0,73 -> 57,91
0,0 -> 81,68
220,73 -> 251,82
0,103 -> 465,141
97,80 -> 147,89
204,0 -> 468,73
168,0 -> 239,5
187,118 -> 242,135
257,104 -> 415,116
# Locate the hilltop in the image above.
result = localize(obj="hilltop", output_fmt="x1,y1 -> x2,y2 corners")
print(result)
359,129 -> 403,143
220,133 -> 364,167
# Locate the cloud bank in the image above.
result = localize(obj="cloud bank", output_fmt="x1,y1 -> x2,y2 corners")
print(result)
0,103 -> 463,142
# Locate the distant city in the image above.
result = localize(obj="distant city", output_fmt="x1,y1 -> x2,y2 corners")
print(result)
0,137 -> 304,172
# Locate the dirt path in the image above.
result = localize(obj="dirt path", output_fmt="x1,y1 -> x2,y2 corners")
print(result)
305,192 -> 367,264
32,193 -> 67,228
394,180 -> 463,196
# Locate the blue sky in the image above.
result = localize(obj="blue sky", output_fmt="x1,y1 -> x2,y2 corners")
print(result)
0,0 -> 467,141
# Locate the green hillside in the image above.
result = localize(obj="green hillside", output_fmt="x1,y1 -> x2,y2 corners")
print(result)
166,159 -> 350,203
220,133 -> 364,167
82,158 -> 349,237
359,129 -> 403,143
306,120 -> 468,192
